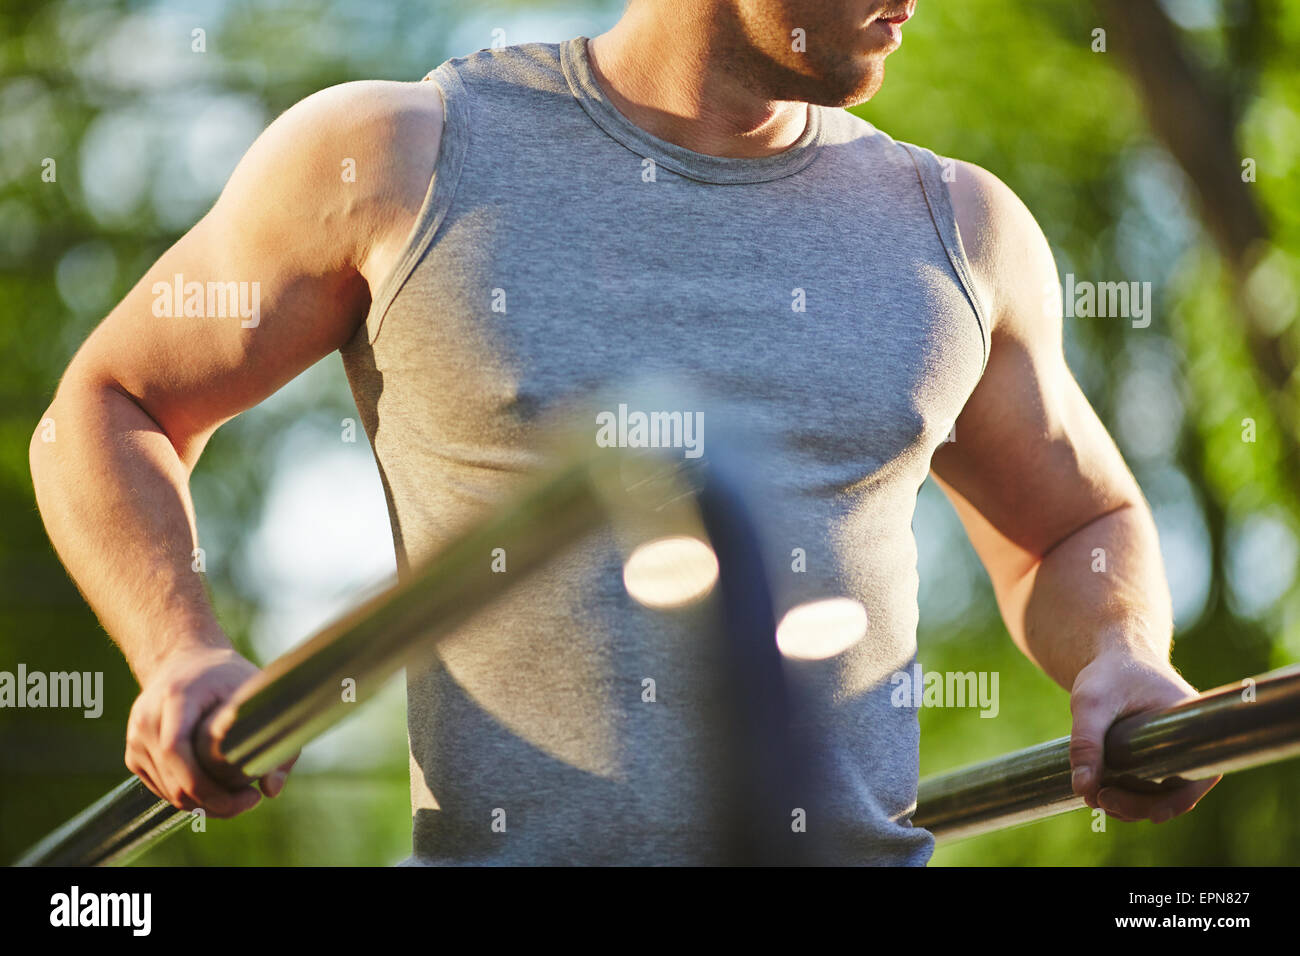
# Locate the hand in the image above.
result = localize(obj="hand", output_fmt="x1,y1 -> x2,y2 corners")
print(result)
1068,648 -> 1219,823
125,645 -> 298,818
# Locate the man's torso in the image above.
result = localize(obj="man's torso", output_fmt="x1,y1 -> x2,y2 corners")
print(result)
341,38 -> 988,864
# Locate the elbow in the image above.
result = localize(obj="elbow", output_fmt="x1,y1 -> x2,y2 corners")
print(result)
34,375 -> 204,481
30,368 -> 100,494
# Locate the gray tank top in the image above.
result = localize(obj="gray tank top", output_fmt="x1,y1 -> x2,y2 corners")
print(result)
340,37 -> 989,865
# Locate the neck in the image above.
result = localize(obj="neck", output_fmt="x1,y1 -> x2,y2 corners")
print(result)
587,4 -> 809,159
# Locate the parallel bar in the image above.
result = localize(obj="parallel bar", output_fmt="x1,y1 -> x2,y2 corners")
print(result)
16,440 -> 701,867
914,664 -> 1300,843
14,777 -> 190,869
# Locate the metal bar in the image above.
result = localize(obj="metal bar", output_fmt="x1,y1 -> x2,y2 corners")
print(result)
914,664 -> 1300,843
13,777 -> 191,869
697,444 -> 808,865
15,439 -> 706,866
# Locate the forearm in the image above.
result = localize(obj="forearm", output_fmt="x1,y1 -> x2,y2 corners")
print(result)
30,376 -> 230,685
1004,503 -> 1174,690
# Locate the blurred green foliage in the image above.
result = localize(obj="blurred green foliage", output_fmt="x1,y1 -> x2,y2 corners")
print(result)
1,0 -> 1297,865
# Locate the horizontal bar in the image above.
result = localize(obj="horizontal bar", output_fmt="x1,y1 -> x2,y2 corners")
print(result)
15,440 -> 705,866
913,664 -> 1300,843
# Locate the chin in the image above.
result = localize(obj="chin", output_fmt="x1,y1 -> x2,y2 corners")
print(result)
804,58 -> 887,108
734,34 -> 891,108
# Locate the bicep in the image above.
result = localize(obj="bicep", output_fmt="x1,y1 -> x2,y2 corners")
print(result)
60,80 -> 440,466
71,211 -> 368,464
931,342 -> 1136,587
930,163 -> 1141,590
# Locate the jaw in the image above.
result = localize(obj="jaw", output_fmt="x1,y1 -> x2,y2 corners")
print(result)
781,51 -> 890,108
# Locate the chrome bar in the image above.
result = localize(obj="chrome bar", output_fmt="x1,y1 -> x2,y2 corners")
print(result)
914,664 -> 1300,843
13,777 -> 191,869
696,450 -> 807,865
15,438 -> 708,866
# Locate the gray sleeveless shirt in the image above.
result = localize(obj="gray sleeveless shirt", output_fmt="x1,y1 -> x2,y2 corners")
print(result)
340,37 -> 989,865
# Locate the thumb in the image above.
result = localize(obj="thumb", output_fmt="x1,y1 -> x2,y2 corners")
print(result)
259,752 -> 300,799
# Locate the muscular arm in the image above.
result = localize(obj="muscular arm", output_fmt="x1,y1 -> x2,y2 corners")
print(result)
931,160 -> 1217,823
29,79 -> 443,815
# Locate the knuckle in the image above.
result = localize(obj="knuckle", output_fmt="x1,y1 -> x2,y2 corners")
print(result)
1069,687 -> 1103,710
206,800 -> 242,820
1068,732 -> 1099,750
172,767 -> 202,795
1068,741 -> 1101,763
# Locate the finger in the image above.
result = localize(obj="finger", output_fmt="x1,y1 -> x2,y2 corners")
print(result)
166,758 -> 262,819
193,700 -> 252,789
149,751 -> 199,812
189,701 -> 265,818
1068,689 -> 1117,809
1094,789 -> 1142,822
126,703 -> 177,804
259,771 -> 287,798
157,690 -> 245,812
259,752 -> 300,799
154,691 -> 219,811
125,743 -> 167,804
1098,777 -> 1218,823
202,785 -> 263,820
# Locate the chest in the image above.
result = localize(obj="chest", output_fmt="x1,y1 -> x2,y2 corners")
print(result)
374,177 -> 984,482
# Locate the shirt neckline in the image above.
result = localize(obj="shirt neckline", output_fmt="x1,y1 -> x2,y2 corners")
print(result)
559,36 -> 824,185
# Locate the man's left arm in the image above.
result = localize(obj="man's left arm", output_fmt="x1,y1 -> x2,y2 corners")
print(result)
930,160 -> 1218,823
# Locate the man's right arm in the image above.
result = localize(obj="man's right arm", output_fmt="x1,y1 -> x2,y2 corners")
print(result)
29,79 -> 443,817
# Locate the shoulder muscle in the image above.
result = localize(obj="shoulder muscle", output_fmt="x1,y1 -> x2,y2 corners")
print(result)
945,159 -> 1059,347
62,79 -> 444,464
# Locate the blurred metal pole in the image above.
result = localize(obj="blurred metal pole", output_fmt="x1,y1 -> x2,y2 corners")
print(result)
914,664 -> 1300,843
697,444 -> 808,865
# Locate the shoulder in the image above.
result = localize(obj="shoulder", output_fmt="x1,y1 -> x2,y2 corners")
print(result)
277,78 -> 444,135
942,159 -> 1059,338
274,79 -> 443,226
212,79 -> 445,282
229,79 -> 444,203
